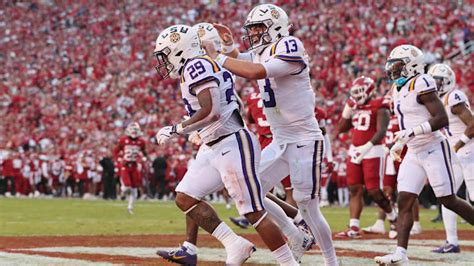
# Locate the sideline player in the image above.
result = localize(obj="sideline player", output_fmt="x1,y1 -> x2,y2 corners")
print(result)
428,63 -> 474,253
203,4 -> 338,265
335,77 -> 397,239
374,45 -> 474,265
153,24 -> 298,265
113,122 -> 147,214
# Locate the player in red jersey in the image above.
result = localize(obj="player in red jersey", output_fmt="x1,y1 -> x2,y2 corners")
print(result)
113,122 -> 147,214
315,106 -> 335,207
336,76 -> 397,239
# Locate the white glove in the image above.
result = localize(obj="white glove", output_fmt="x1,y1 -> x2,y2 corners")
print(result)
394,128 -> 414,144
188,131 -> 202,145
351,141 -> 374,164
390,141 -> 405,162
156,124 -> 183,145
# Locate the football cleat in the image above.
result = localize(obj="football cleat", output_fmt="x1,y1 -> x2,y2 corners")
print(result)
409,223 -> 422,235
336,226 -> 361,239
288,229 -> 315,262
431,242 -> 460,253
157,246 -> 197,265
374,252 -> 408,265
229,217 -> 250,229
225,237 -> 256,265
362,221 -> 386,234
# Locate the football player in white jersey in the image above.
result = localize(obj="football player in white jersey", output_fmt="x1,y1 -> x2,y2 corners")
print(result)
428,63 -> 474,253
374,45 -> 474,265
157,23 -> 313,265
203,4 -> 338,266
153,24 -> 298,266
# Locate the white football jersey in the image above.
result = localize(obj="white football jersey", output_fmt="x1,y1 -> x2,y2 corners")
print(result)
180,56 -> 242,143
251,36 -> 323,144
442,88 -> 473,150
392,74 -> 445,151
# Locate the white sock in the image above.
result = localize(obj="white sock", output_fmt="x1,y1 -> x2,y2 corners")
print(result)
128,188 -> 137,209
349,219 -> 360,228
182,241 -> 197,255
293,210 -> 303,224
386,210 -> 397,221
412,221 -> 421,228
442,205 -> 459,245
343,188 -> 349,205
297,197 -> 338,266
211,222 -> 239,248
338,188 -> 344,205
272,244 -> 298,265
264,197 -> 301,241
395,246 -> 407,256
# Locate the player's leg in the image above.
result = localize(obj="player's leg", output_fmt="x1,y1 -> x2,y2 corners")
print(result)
128,165 -> 141,214
337,158 -> 364,238
363,157 -> 397,237
222,130 -> 297,265
258,141 -> 314,262
428,141 -> 474,225
290,140 -> 338,266
410,198 -> 422,235
374,151 -> 425,265
281,176 -> 297,207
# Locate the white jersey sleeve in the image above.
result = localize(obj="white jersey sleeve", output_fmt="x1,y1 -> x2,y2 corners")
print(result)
446,89 -> 468,108
267,36 -> 307,75
414,74 -> 437,100
182,57 -> 221,95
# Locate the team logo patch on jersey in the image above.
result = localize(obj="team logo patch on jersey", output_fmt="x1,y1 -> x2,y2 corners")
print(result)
169,32 -> 181,43
271,9 -> 280,19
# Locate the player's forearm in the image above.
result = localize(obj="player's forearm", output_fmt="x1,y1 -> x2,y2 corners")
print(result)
324,133 -> 334,162
337,118 -> 352,134
370,130 -> 387,145
216,55 -> 266,79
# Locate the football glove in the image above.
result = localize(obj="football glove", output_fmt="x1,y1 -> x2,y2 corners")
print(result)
351,141 -> 373,164
390,140 -> 405,162
156,124 -> 183,145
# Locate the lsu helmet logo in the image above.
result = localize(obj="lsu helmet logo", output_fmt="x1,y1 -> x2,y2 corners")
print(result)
169,32 -> 181,43
197,28 -> 206,38
271,9 -> 280,19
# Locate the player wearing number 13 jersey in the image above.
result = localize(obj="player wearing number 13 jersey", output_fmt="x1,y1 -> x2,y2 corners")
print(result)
204,3 -> 337,265
336,76 -> 397,239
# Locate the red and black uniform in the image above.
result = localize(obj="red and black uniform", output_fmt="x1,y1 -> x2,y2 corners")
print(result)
114,136 -> 146,188
346,97 -> 388,190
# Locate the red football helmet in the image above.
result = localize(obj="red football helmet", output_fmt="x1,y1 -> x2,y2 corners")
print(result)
125,122 -> 142,139
350,76 -> 375,106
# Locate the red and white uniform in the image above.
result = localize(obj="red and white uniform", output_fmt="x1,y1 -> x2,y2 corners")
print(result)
335,156 -> 347,189
383,115 -> 407,189
49,158 -> 65,188
247,92 -> 272,149
347,97 -> 388,190
114,136 -> 146,188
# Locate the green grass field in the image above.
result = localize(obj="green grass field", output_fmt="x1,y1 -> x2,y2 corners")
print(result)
0,198 -> 471,237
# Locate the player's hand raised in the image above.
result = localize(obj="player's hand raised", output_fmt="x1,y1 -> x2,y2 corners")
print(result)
213,23 -> 234,46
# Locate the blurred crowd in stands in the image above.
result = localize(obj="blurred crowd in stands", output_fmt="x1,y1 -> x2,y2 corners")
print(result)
1,1 -> 472,202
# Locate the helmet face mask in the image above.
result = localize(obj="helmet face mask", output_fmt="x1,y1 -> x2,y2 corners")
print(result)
153,47 -> 175,79
243,21 -> 273,51
350,76 -> 375,106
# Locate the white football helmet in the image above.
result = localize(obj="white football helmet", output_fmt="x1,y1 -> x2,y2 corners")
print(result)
385,44 -> 425,86
427,63 -> 456,96
153,25 -> 204,79
192,23 -> 222,52
243,4 -> 289,53
126,122 -> 141,139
